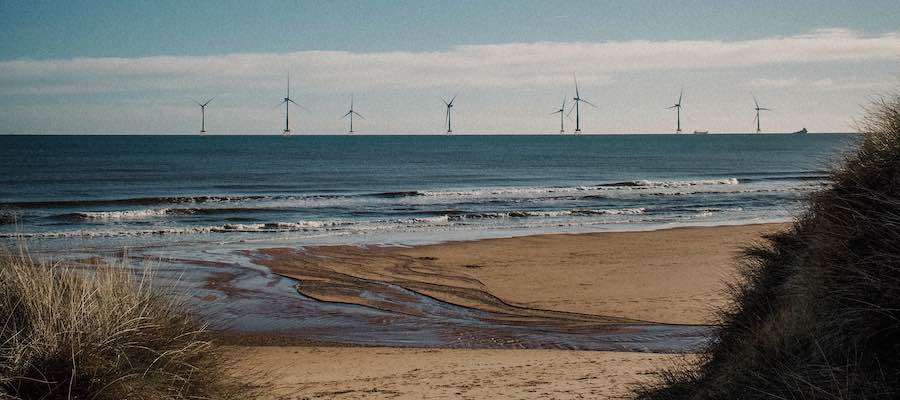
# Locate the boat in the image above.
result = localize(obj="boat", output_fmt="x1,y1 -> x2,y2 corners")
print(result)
792,128 -> 808,134
693,130 -> 709,134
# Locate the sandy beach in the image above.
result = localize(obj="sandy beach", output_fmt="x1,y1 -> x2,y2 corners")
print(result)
230,223 -> 783,398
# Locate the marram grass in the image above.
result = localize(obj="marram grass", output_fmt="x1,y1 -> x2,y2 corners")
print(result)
0,248 -> 261,400
637,93 -> 900,399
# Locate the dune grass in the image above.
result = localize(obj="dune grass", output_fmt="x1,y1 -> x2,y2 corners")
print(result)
637,94 -> 900,399
0,248 -> 260,400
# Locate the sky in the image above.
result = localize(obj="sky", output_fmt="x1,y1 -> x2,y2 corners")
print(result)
1,0 -> 899,134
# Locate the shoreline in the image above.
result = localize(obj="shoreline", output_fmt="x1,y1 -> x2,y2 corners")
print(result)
249,222 -> 785,326
1,218 -> 793,253
227,223 -> 784,398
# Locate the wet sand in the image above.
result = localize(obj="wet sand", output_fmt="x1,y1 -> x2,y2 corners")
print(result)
230,223 -> 783,398
254,223 -> 783,325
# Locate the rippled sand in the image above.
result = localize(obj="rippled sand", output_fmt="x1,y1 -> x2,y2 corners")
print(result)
230,223 -> 782,398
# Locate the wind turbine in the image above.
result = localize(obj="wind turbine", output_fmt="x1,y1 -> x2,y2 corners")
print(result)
341,95 -> 365,134
278,73 -> 303,135
194,96 -> 214,135
442,95 -> 457,134
753,95 -> 772,133
667,88 -> 683,133
567,74 -> 596,134
551,96 -> 566,133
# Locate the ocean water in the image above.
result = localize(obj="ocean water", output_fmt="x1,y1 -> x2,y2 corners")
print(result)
0,133 -> 858,349
1,134 -> 856,251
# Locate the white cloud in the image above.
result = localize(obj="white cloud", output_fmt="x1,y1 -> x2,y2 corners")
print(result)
2,28 -> 898,95
745,78 -> 801,89
1,28 -> 898,133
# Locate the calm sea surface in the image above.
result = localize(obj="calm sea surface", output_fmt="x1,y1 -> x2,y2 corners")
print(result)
1,134 -> 856,251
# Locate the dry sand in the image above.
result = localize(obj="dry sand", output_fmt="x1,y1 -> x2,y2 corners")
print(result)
236,346 -> 693,400
231,223 -> 783,399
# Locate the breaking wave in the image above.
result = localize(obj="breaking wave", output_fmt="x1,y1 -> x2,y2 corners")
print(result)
599,178 -> 740,187
2,207 -> 655,239
52,207 -> 291,221
2,195 -> 273,209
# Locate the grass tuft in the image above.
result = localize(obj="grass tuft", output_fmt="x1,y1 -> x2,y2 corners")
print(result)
637,92 -> 900,399
0,248 -> 261,399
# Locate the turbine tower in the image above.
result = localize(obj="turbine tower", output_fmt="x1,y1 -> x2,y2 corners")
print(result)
342,95 -> 365,134
442,95 -> 457,134
753,95 -> 772,133
278,74 -> 302,135
551,96 -> 566,133
194,96 -> 214,135
568,74 -> 596,134
667,89 -> 683,133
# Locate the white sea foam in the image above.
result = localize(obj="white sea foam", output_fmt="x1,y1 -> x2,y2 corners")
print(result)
0,226 -> 215,238
413,178 -> 746,201
216,220 -> 344,232
1,206 -> 658,239
574,207 -> 647,215
623,178 -> 740,187
410,215 -> 450,224
74,208 -> 172,220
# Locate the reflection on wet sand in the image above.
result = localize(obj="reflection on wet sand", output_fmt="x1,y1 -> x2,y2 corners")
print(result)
137,244 -> 712,353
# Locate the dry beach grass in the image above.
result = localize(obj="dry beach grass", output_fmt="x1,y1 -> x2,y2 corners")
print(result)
0,248 -> 260,400
638,94 -> 900,399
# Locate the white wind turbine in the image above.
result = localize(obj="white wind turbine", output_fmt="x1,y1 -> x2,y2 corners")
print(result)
342,95 -> 365,134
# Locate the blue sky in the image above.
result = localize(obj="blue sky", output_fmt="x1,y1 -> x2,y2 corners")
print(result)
1,1 -> 899,134
3,0 -> 899,58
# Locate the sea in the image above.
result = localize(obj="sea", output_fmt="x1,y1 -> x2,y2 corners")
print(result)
0,133 -> 859,350
1,134 -> 856,253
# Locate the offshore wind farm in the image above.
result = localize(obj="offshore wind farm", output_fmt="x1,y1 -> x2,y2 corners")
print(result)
208,73 -> 800,136
185,68 -> 818,136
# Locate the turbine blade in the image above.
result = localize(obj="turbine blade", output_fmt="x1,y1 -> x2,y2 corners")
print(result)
342,110 -> 352,118
753,95 -> 759,109
667,105 -> 677,109
678,88 -> 683,105
353,111 -> 366,119
759,107 -> 772,111
449,94 -> 457,106
581,99 -> 598,108
288,99 -> 307,111
201,96 -> 215,107
275,100 -> 287,108
566,103 -> 575,117
573,73 -> 580,98
442,97 -> 449,106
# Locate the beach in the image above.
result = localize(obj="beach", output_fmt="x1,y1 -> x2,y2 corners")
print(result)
231,223 -> 783,398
